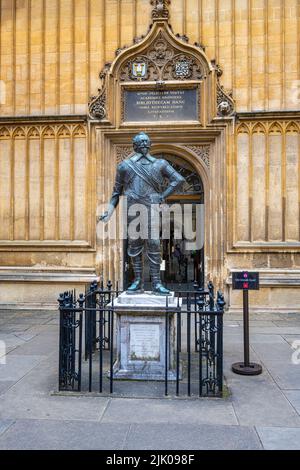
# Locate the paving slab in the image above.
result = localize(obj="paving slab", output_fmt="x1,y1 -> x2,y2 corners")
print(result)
250,334 -> 287,344
251,342 -> 295,364
101,397 -> 238,426
0,355 -> 46,382
0,325 -> 33,334
11,331 -> 58,356
256,426 -> 300,450
227,373 -> 300,427
0,419 -> 129,450
24,324 -> 58,335
0,333 -> 26,350
283,391 -> 300,415
223,343 -> 261,361
266,363 -> 300,390
274,320 -> 300,326
0,352 -> 59,395
0,393 -> 110,421
124,423 -> 262,450
250,327 -> 300,335
0,420 -> 14,437
282,335 -> 300,346
13,332 -> 37,342
224,333 -> 285,345
0,381 -> 15,395
223,321 -> 240,326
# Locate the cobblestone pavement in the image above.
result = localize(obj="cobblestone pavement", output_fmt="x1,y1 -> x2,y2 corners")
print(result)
0,309 -> 300,450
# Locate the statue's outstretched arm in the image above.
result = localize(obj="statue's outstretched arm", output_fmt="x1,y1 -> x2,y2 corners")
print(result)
98,163 -> 125,223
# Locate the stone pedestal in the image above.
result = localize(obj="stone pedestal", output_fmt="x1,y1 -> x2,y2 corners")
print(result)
111,292 -> 181,381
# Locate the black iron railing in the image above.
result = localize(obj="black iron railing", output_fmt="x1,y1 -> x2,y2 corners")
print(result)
58,281 -> 225,397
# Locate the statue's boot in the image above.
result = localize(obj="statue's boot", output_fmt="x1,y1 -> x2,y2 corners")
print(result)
149,253 -> 170,296
127,254 -> 144,294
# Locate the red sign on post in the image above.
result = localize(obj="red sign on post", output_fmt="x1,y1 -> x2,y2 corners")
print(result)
232,271 -> 259,290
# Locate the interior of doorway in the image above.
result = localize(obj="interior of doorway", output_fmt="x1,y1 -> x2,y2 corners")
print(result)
123,153 -> 205,291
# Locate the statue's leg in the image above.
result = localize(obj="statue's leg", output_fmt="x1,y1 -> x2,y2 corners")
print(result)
126,238 -> 144,294
147,239 -> 170,296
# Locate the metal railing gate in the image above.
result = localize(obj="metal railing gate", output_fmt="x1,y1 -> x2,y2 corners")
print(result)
58,281 -> 225,397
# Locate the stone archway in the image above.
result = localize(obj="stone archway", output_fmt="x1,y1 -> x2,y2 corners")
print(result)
94,127 -> 229,292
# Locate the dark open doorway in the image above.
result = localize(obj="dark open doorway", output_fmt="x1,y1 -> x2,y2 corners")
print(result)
123,153 -> 205,291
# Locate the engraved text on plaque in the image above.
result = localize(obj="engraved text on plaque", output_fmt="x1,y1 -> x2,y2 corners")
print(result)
129,323 -> 160,361
124,88 -> 198,122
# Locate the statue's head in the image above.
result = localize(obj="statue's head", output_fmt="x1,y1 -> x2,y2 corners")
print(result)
132,132 -> 151,156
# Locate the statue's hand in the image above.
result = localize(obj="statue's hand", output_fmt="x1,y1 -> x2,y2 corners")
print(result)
150,194 -> 164,204
97,211 -> 110,223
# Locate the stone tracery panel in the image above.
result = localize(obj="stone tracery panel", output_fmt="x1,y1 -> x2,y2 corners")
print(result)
0,123 -> 90,247
235,120 -> 300,247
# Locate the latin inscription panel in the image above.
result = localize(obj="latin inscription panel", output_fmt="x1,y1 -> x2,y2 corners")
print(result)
123,88 -> 198,122
129,323 -> 160,361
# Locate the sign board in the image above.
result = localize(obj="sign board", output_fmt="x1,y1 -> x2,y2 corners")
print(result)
232,271 -> 259,290
123,88 -> 199,122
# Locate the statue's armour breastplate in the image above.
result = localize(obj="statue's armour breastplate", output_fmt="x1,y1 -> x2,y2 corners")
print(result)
109,154 -> 184,209
123,157 -> 165,202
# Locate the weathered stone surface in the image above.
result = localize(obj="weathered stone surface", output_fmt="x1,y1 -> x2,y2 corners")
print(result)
0,419 -> 129,450
101,397 -> 238,426
256,427 -> 300,450
0,355 -> 45,382
124,423 -> 262,450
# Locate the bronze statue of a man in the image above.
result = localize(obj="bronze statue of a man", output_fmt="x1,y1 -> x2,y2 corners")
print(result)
99,132 -> 185,295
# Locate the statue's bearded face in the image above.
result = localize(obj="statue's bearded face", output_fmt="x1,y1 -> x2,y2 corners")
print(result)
133,133 -> 151,156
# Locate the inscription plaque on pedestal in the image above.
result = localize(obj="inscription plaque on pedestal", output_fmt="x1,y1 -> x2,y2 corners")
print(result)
111,292 -> 182,381
123,88 -> 199,122
129,323 -> 160,361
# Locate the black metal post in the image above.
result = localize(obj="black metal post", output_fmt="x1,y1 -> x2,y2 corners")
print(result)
243,290 -> 250,367
78,311 -> 83,392
165,297 -> 169,396
88,304 -> 93,392
176,310 -> 180,397
217,312 -> 223,395
198,309 -> 202,397
232,289 -> 262,376
109,299 -> 114,394
58,294 -> 64,391
99,309 -> 103,393
187,296 -> 191,397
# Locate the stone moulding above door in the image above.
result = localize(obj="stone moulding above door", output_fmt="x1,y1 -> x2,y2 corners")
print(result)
87,3 -> 235,125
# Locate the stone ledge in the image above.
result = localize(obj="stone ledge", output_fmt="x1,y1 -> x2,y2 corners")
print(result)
0,269 -> 98,284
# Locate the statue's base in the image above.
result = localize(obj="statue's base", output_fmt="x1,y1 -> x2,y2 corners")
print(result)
111,292 -> 182,381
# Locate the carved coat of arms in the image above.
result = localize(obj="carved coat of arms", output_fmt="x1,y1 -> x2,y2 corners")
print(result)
132,61 -> 147,78
174,59 -> 191,78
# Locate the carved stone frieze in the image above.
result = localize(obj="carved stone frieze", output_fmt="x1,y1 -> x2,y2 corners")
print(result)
183,145 -> 210,168
88,1 -> 235,121
120,32 -> 204,82
115,146 -> 134,164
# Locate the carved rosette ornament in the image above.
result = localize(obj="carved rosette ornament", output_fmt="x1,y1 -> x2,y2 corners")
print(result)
151,0 -> 170,20
213,62 -> 235,117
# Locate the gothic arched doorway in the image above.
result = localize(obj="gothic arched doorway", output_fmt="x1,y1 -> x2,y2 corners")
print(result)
124,153 -> 205,291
